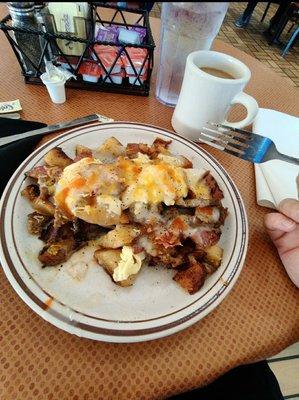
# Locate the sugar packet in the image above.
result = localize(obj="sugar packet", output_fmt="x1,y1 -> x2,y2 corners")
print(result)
0,99 -> 22,114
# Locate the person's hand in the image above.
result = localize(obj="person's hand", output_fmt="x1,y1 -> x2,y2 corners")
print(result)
264,198 -> 299,288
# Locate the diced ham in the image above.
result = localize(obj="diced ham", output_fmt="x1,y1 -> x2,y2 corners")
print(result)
125,139 -> 172,159
26,165 -> 48,179
203,173 -> 224,201
190,227 -> 221,249
195,206 -> 220,224
45,166 -> 63,182
125,143 -> 151,157
154,230 -> 181,248
132,244 -> 144,254
152,137 -> 171,149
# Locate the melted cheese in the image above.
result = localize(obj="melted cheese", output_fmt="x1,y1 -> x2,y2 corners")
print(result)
157,154 -> 185,166
55,154 -> 194,224
132,152 -> 151,164
121,162 -> 188,208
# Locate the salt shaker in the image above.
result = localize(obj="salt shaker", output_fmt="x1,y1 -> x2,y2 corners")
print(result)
7,2 -> 42,75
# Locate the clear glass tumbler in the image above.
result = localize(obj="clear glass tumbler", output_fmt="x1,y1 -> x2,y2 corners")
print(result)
155,2 -> 228,107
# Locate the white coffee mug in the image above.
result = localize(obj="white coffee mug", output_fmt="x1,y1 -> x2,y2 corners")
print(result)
171,50 -> 259,141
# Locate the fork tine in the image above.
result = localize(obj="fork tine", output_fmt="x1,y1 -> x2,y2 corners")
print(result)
198,134 -> 247,160
199,131 -> 245,155
206,124 -> 251,143
209,122 -> 252,136
197,135 -> 225,151
201,122 -> 299,165
202,127 -> 249,149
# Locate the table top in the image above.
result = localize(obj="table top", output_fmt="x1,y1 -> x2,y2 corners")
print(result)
0,6 -> 299,400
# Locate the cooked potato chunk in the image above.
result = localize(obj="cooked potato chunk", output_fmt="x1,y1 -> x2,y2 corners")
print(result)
119,212 -> 130,224
176,198 -> 211,208
21,184 -> 39,202
157,154 -> 193,168
94,248 -> 120,274
27,212 -> 51,235
94,249 -> 135,287
95,137 -> 125,161
75,144 -> 93,159
202,173 -> 224,201
173,261 -> 206,294
44,147 -> 73,168
75,205 -> 124,227
205,245 -> 223,268
94,225 -> 140,249
33,197 -> 55,216
21,184 -> 55,215
38,239 -> 77,266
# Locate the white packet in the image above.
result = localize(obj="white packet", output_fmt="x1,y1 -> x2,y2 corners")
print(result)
0,99 -> 22,114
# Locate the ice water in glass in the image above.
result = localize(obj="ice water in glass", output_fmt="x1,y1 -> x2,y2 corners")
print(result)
155,2 -> 228,107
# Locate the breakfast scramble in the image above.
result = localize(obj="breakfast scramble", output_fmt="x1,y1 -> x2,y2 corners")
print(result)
22,137 -> 227,294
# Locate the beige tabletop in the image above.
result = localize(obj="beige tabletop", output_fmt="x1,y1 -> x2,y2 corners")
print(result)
0,6 -> 299,400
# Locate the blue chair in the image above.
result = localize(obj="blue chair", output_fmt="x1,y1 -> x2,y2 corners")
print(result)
281,24 -> 299,56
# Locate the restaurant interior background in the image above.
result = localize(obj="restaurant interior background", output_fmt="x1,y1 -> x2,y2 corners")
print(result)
152,2 -> 299,87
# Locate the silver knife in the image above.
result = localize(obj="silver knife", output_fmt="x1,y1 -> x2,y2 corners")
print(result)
0,114 -> 113,147
0,112 -> 21,119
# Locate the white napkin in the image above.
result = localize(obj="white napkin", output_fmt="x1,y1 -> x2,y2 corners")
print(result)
253,108 -> 299,209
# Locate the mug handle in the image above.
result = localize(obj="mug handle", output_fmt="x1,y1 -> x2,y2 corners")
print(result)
224,92 -> 259,128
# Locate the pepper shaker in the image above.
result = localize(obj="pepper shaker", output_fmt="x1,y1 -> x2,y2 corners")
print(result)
7,2 -> 42,75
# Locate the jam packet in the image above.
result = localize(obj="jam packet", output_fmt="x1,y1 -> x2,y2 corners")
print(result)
121,48 -> 148,75
96,25 -> 119,43
131,25 -> 147,42
79,61 -> 102,83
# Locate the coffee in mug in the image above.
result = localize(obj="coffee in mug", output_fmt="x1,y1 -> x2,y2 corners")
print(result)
199,67 -> 235,80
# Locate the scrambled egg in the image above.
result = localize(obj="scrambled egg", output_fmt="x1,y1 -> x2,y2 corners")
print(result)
113,246 -> 145,282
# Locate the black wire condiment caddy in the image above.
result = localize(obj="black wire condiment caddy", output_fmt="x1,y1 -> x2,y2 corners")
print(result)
0,3 -> 155,96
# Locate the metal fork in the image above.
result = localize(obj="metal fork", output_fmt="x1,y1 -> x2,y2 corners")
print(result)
200,122 -> 299,165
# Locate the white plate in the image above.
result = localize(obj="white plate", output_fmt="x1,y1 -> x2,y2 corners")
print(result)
0,122 -> 248,342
